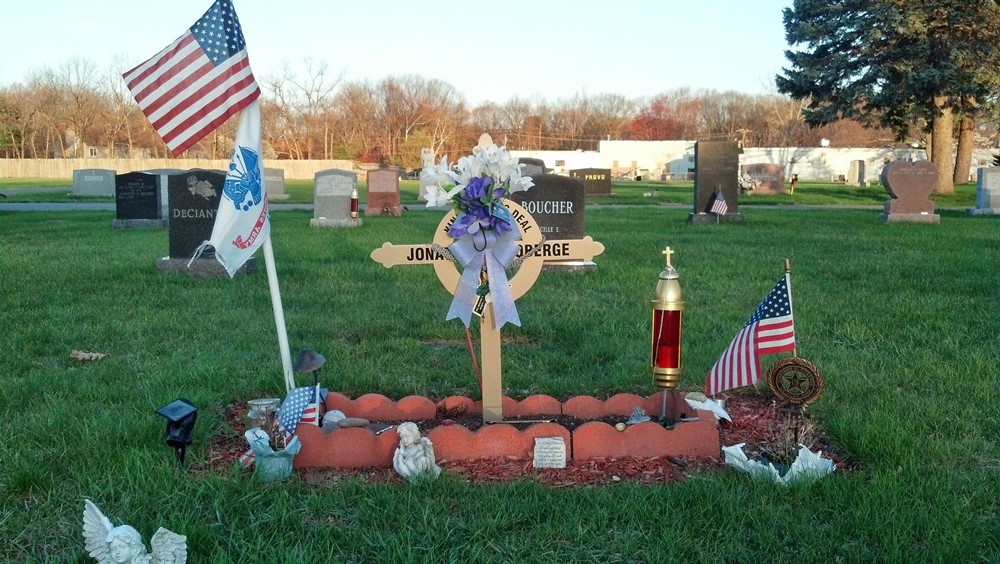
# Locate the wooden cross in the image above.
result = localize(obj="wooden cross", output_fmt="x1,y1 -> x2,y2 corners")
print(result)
371,202 -> 604,423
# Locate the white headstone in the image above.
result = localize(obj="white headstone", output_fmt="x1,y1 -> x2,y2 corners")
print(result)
970,167 -> 1000,216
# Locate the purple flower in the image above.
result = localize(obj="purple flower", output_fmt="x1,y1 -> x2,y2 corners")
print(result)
464,176 -> 493,201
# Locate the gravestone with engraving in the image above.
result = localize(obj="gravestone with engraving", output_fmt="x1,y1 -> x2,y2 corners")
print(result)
366,168 -> 402,217
509,174 -> 593,270
569,168 -> 612,196
690,141 -> 743,222
157,170 -> 254,277
969,167 -> 1000,216
311,168 -> 361,227
142,168 -> 186,220
878,160 -> 939,223
113,172 -> 165,229
72,169 -> 115,197
418,148 -> 435,202
518,157 -> 546,178
264,167 -> 288,200
847,160 -> 866,186
741,163 -> 786,194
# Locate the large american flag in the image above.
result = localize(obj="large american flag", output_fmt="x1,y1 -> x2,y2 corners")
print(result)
706,273 -> 796,396
122,0 -> 260,156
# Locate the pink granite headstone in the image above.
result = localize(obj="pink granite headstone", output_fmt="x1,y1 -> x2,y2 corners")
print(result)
878,160 -> 940,223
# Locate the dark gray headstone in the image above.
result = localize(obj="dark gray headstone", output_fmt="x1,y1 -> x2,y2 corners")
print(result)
691,141 -> 743,222
508,174 -> 585,239
311,169 -> 361,227
366,168 -> 401,216
72,169 -> 115,197
569,168 -> 612,196
518,158 -> 546,177
167,170 -> 225,258
741,163 -> 786,194
264,167 -> 288,200
113,172 -> 164,228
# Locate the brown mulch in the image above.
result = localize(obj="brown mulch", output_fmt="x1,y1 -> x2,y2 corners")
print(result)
205,391 -> 851,486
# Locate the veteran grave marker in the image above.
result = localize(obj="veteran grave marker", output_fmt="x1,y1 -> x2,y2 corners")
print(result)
311,169 -> 361,228
690,141 -> 743,222
72,168 -> 115,197
113,172 -> 165,228
365,167 -> 402,217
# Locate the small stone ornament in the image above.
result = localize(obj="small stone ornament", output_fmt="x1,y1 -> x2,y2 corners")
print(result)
83,499 -> 187,563
392,422 -> 441,481
626,406 -> 651,425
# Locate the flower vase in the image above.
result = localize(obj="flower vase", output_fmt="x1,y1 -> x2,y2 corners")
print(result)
254,436 -> 301,482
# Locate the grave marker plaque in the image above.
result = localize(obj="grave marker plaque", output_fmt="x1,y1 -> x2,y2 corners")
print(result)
264,167 -> 289,200
72,168 -> 115,197
690,141 -> 743,222
570,168 -> 612,196
366,168 -> 402,216
311,169 -> 361,227
741,163 -> 786,194
113,172 -> 164,228
969,167 -> 1000,216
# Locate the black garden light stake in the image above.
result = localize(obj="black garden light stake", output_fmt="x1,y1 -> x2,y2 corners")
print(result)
155,399 -> 198,466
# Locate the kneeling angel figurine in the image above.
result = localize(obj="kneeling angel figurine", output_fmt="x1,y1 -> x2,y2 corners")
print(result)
392,421 -> 442,481
83,499 -> 187,564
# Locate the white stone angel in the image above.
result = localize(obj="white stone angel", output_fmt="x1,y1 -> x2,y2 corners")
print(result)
83,499 -> 187,564
392,422 -> 442,481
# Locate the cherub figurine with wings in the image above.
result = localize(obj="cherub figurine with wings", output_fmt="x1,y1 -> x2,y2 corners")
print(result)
83,499 -> 187,564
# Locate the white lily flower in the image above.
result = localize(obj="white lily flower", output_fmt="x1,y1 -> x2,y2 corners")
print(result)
424,185 -> 452,207
508,167 -> 534,193
420,156 -> 456,187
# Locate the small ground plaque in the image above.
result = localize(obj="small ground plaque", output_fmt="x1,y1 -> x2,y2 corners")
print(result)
312,169 -> 361,227
366,168 -> 402,217
533,437 -> 567,469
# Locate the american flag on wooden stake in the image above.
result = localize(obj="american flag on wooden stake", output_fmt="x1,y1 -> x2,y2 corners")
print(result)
710,189 -> 728,215
122,0 -> 260,156
706,273 -> 796,396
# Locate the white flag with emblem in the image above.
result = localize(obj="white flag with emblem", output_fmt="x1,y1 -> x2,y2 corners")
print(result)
190,100 -> 269,276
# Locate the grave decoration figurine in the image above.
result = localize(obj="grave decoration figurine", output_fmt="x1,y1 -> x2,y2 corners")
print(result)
392,422 -> 442,481
83,499 -> 187,564
420,141 -> 534,330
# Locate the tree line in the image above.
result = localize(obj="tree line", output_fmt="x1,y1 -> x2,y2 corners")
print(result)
0,58 -> 929,167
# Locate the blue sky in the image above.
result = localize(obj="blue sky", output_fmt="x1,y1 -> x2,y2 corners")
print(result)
0,0 -> 794,104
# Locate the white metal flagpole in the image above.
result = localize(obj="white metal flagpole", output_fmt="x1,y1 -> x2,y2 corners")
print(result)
262,236 -> 295,392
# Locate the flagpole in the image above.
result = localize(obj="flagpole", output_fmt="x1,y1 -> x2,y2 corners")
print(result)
784,258 -> 797,358
263,236 -> 295,391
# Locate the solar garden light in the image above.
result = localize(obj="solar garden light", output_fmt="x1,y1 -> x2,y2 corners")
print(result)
651,247 -> 684,420
155,399 -> 198,465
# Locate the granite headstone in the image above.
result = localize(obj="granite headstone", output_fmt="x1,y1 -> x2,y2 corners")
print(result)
847,160 -> 865,186
518,157 -> 546,178
969,167 -> 1000,216
311,168 -> 361,227
264,167 -> 288,200
113,172 -> 164,228
72,169 -> 115,197
366,168 -> 402,217
878,160 -> 939,223
690,141 -> 743,222
569,168 -> 612,196
741,163 -> 786,194
508,174 -> 593,270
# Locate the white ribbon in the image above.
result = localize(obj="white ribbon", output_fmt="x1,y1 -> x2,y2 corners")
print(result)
446,228 -> 522,329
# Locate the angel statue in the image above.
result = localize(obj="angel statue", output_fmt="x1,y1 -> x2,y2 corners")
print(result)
392,422 -> 442,481
83,499 -> 187,564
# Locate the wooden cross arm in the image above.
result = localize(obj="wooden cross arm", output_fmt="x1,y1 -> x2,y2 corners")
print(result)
369,242 -> 451,268
538,237 -> 605,262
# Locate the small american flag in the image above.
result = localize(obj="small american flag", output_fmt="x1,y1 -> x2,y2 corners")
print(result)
706,273 -> 796,396
710,190 -> 728,215
122,0 -> 260,156
276,385 -> 321,436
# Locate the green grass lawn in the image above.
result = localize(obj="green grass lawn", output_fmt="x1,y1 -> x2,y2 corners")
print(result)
1,205 -> 998,561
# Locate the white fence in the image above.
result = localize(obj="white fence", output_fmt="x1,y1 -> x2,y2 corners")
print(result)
0,158 -> 371,180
